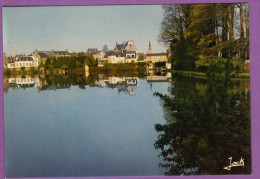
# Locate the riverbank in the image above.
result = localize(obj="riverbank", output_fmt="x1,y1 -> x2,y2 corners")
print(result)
3,67 -> 44,77
90,63 -> 147,77
172,70 -> 250,79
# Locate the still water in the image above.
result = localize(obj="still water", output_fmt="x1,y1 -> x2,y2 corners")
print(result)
4,74 -> 171,177
4,73 -> 250,177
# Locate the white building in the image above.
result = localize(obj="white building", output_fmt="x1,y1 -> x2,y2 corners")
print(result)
8,77 -> 40,87
93,51 -> 106,60
7,56 -> 39,68
114,40 -> 138,61
108,56 -> 126,64
98,57 -> 108,67
108,77 -> 126,84
145,53 -> 168,63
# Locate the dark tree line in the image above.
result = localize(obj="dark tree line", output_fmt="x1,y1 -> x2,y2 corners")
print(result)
160,3 -> 249,71
45,52 -> 97,69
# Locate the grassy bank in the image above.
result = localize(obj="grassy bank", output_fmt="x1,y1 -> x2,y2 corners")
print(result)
90,63 -> 147,77
172,71 -> 207,79
3,67 -> 44,77
173,70 -> 250,79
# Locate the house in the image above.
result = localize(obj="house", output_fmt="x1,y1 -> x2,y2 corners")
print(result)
114,40 -> 137,60
108,55 -> 125,64
7,55 -> 39,68
125,51 -> 137,63
102,40 -> 139,64
33,51 -> 49,64
37,50 -> 70,57
93,50 -> 106,60
144,41 -> 171,69
145,53 -> 168,63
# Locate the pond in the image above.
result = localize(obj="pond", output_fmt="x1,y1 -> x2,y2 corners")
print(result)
3,73 -> 250,177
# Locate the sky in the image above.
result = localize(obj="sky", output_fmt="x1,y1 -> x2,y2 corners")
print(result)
3,5 -> 167,56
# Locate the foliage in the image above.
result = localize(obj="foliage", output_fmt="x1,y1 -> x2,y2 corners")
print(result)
44,53 -> 97,71
92,63 -> 147,77
138,53 -> 145,60
154,61 -> 251,175
196,57 -> 245,74
160,3 -> 249,71
4,69 -> 11,77
85,53 -> 98,67
44,73 -> 98,89
30,67 -> 38,75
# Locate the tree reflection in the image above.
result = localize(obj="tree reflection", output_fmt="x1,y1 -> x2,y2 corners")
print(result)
154,60 -> 251,175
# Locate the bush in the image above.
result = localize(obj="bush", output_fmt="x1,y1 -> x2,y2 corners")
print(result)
4,69 -> 11,77
30,67 -> 38,75
196,57 -> 245,74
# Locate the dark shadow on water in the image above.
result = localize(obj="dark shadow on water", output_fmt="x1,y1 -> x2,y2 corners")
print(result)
154,61 -> 251,175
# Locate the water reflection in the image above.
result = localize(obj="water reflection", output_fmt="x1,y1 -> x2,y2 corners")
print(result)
4,73 -> 171,178
154,73 -> 251,175
4,72 -> 173,96
3,71 -> 250,176
8,76 -> 40,88
94,76 -> 138,95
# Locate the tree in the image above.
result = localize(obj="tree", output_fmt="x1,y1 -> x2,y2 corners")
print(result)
160,4 -> 196,70
137,53 -> 145,60
185,4 -> 218,58
159,3 -> 249,71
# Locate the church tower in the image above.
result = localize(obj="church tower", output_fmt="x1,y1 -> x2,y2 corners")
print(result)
147,40 -> 152,54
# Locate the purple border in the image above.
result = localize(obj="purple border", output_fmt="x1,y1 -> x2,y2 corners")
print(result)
0,0 -> 259,179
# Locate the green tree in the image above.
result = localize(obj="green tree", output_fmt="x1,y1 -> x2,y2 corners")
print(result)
160,3 -> 249,71
137,53 -> 145,60
160,4 -> 196,70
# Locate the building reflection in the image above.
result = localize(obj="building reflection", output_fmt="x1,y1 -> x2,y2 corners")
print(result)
94,75 -> 139,96
8,76 -> 40,88
4,73 -> 173,96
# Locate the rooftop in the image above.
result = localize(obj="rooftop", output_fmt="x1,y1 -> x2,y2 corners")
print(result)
16,56 -> 34,61
146,53 -> 168,56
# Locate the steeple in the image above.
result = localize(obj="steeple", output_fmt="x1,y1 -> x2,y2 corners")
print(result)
147,40 -> 152,54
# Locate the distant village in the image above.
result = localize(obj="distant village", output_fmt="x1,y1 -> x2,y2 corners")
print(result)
3,40 -> 171,70
3,40 -> 173,96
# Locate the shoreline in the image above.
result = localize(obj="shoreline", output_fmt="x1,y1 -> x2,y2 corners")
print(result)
172,70 -> 250,79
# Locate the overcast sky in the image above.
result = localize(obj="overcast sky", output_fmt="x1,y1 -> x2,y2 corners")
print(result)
3,5 -> 167,56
